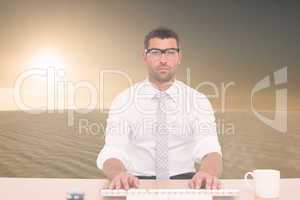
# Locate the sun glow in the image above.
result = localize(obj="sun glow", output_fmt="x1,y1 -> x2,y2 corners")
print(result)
30,49 -> 65,69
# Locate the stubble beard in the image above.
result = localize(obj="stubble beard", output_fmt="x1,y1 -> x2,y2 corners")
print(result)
152,69 -> 175,83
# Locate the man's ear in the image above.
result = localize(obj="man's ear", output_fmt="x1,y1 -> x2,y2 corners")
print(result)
142,50 -> 147,64
178,51 -> 183,64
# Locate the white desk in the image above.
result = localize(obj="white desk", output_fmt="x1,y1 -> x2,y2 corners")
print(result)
0,178 -> 299,200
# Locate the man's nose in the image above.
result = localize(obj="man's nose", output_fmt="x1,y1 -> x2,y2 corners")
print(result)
159,53 -> 168,63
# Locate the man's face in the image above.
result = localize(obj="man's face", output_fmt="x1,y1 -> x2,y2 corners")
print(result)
144,37 -> 182,82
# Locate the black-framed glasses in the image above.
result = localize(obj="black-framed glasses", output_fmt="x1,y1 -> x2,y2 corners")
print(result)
145,48 -> 180,60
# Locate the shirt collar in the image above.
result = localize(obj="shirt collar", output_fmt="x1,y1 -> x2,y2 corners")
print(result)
143,78 -> 181,103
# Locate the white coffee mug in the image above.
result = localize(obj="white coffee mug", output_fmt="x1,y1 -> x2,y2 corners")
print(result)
244,169 -> 280,198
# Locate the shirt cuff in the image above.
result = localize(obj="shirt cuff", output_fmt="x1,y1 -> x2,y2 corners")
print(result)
96,145 -> 129,170
192,136 -> 222,164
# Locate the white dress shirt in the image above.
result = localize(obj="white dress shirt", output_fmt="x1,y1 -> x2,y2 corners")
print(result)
97,78 -> 222,177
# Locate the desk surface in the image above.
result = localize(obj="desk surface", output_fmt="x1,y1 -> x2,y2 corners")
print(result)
0,178 -> 299,200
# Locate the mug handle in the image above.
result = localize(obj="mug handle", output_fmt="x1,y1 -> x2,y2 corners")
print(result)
244,171 -> 255,191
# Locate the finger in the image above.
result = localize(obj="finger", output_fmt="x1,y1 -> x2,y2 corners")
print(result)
195,176 -> 203,189
191,179 -> 196,189
115,179 -> 121,189
189,177 -> 196,189
188,175 -> 197,189
205,176 -> 213,189
108,180 -> 116,189
128,176 -> 137,188
127,176 -> 134,187
121,176 -> 129,190
133,177 -> 140,188
211,177 -> 218,189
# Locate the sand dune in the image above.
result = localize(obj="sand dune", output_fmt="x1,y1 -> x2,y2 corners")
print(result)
0,110 -> 299,178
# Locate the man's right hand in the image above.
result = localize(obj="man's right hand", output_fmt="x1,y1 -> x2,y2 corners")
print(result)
108,171 -> 140,190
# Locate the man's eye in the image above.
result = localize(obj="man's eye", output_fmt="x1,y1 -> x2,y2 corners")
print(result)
150,50 -> 161,55
166,50 -> 177,55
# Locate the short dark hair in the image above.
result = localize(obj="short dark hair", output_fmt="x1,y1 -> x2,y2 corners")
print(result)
144,26 -> 180,49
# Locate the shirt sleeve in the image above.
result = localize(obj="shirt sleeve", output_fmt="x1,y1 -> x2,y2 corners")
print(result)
96,92 -> 132,170
191,92 -> 222,164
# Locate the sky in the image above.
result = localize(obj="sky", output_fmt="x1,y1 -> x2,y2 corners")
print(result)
0,0 -> 299,111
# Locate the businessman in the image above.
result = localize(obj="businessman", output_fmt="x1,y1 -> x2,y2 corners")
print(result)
97,27 -> 223,190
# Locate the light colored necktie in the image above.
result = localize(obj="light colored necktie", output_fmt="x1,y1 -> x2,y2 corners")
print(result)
155,92 -> 169,180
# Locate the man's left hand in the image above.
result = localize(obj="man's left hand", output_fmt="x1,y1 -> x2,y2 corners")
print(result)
188,171 -> 221,189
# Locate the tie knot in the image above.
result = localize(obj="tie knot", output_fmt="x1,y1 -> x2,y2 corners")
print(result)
154,92 -> 168,101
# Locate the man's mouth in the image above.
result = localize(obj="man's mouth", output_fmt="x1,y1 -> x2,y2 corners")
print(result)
158,66 -> 169,72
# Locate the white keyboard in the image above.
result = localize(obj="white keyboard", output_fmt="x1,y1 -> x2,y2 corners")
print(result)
101,189 -> 239,199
